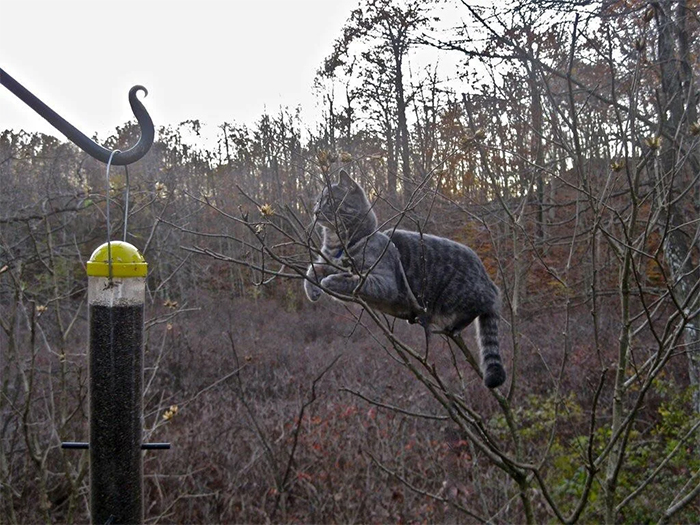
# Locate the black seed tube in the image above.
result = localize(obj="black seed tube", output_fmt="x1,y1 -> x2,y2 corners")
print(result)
89,303 -> 144,524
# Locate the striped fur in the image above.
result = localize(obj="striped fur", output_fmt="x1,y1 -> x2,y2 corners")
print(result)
304,171 -> 506,388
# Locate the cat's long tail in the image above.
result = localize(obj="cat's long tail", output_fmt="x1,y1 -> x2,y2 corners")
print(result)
476,311 -> 506,388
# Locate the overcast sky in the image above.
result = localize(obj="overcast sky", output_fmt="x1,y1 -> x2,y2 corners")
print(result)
1,0 -> 359,141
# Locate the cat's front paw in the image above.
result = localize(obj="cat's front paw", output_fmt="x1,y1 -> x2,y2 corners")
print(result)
321,273 -> 359,296
304,279 -> 323,302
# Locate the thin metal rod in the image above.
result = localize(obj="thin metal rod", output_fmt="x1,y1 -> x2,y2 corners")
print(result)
0,68 -> 154,166
61,442 -> 171,450
142,443 -> 171,450
61,442 -> 90,449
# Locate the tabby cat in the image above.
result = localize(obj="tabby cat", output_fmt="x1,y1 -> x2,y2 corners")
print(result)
304,171 -> 505,388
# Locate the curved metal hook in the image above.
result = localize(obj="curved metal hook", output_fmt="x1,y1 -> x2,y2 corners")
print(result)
0,68 -> 154,166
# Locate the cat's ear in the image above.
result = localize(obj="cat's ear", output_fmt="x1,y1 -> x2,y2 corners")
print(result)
338,170 -> 359,191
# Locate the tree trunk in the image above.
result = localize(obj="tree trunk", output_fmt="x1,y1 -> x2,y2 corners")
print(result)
384,112 -> 398,202
527,63 -> 545,242
655,0 -> 700,412
393,49 -> 411,204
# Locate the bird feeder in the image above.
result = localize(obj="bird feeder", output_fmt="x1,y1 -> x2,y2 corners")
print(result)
87,241 -> 147,524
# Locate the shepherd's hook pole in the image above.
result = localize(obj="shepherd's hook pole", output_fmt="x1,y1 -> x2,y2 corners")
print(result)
0,67 -> 154,165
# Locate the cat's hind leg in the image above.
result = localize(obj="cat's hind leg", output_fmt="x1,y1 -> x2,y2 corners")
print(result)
418,315 -> 432,362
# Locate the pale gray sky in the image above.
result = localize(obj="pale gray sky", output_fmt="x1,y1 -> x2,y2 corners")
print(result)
1,0 -> 358,140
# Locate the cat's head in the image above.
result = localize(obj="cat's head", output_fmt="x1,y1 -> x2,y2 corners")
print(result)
313,170 -> 377,239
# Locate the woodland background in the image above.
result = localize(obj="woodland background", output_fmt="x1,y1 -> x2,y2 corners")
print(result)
3,0 -> 700,523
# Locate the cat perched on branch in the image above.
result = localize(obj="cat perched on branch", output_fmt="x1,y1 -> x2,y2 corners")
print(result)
304,171 -> 506,389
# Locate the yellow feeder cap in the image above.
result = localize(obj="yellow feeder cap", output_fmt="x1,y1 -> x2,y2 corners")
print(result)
87,241 -> 148,278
